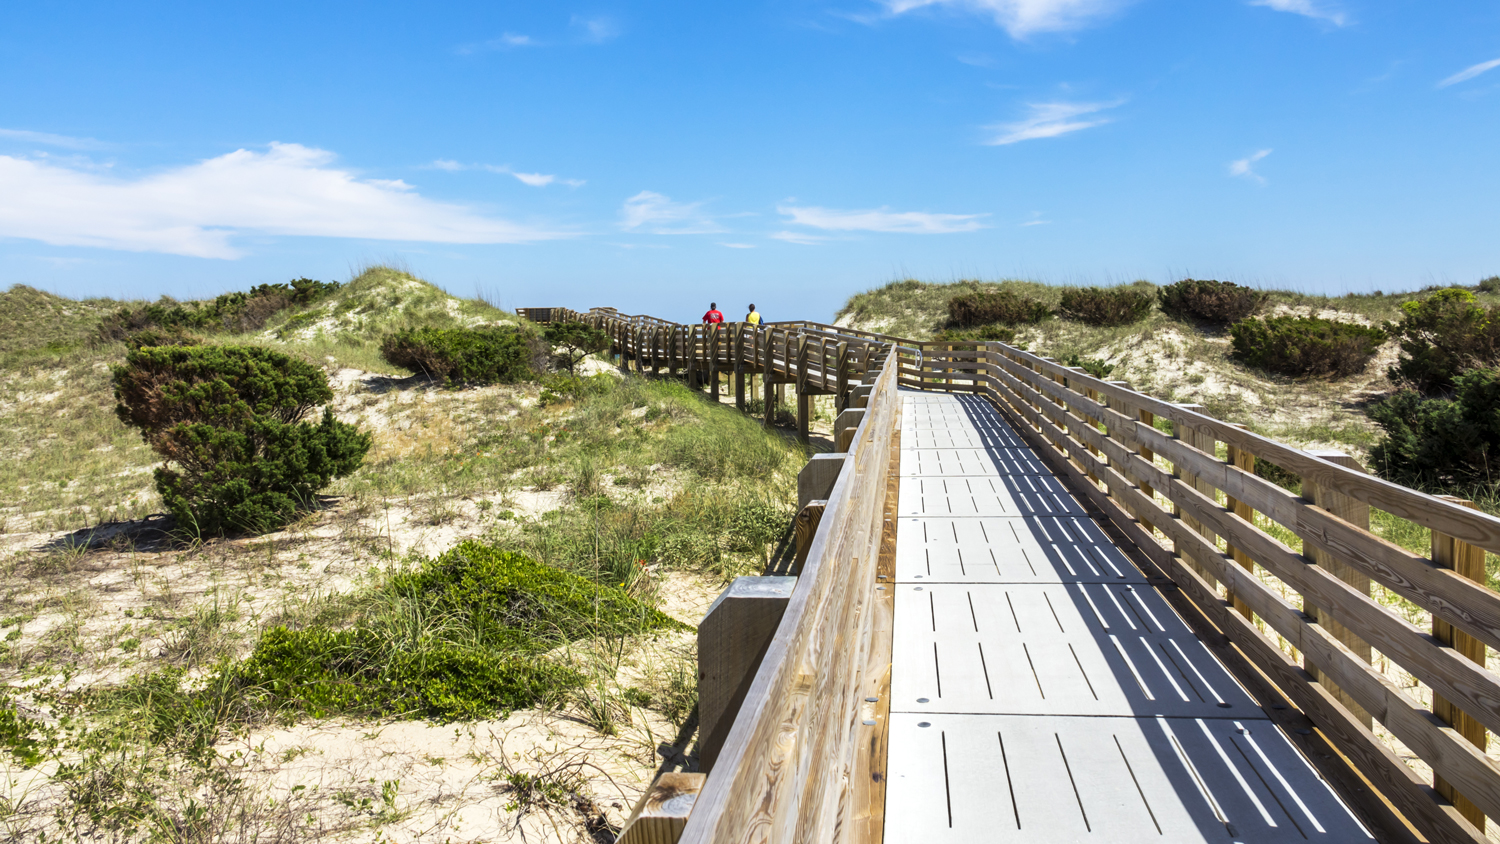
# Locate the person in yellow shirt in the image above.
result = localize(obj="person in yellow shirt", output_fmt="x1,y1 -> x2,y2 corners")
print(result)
746,304 -> 762,325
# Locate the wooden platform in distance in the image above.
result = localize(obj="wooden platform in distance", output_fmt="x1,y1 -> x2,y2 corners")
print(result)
884,390 -> 1373,843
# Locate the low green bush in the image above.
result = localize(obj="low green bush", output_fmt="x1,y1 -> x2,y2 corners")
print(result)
97,278 -> 340,341
1058,286 -> 1154,326
932,324 -> 1017,343
1063,353 -> 1115,379
1386,287 -> 1500,394
1158,279 -> 1268,324
234,542 -> 681,720
113,344 -> 371,535
1479,276 -> 1500,294
1367,368 -> 1500,495
946,291 -> 1050,327
380,325 -> 545,384
1229,316 -> 1386,378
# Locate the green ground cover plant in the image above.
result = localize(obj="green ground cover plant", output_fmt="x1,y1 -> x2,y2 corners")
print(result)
1385,287 -> 1500,394
1158,279 -> 1269,325
1063,353 -> 1115,379
380,325 -> 546,385
1229,316 -> 1387,378
1058,285 -> 1155,326
114,344 -> 371,535
947,290 -> 1051,327
931,324 -> 1017,343
234,541 -> 680,721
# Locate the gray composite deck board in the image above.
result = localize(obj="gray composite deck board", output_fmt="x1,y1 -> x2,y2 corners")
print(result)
886,389 -> 1372,843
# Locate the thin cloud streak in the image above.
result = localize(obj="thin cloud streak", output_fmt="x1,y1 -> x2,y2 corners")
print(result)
778,204 -> 987,233
427,160 -> 584,187
0,128 -> 110,150
1247,0 -> 1347,26
880,0 -> 1129,38
620,191 -> 724,234
1439,58 -> 1500,88
986,100 -> 1121,145
1229,148 -> 1273,184
0,143 -> 566,259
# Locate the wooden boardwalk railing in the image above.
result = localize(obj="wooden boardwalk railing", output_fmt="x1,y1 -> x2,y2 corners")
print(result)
524,307 -> 1500,844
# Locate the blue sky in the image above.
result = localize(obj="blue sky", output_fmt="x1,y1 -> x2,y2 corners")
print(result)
2,1 -> 1498,321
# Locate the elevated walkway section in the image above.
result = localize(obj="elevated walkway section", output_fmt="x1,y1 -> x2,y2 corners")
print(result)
885,390 -> 1371,842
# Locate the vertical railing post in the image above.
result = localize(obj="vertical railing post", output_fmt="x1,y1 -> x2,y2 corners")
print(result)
1301,450 -> 1374,729
1171,405 -> 1220,588
1432,495 -> 1488,830
1224,424 -> 1258,620
762,327 -> 776,428
834,341 -> 850,412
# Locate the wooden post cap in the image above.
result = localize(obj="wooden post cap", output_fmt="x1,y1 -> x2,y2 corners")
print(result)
618,772 -> 706,844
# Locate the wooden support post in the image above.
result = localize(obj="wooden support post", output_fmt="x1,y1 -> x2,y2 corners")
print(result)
1172,405 -> 1220,589
684,326 -> 697,387
734,367 -> 745,411
851,384 -> 874,409
762,328 -> 776,427
792,499 -> 826,574
834,408 -> 866,453
834,341 -> 849,412
1224,424 -> 1258,620
1431,495 -> 1487,830
1301,449 -> 1373,729
654,327 -> 664,376
796,391 -> 811,442
635,327 -> 647,375
697,576 -> 796,771
798,453 -> 847,508
618,772 -> 705,844
708,327 -> 720,401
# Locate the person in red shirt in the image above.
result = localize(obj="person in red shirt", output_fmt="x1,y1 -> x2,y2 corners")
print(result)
702,302 -> 724,325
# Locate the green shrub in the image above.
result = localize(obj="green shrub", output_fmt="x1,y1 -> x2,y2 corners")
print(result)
1367,368 -> 1500,495
97,278 -> 340,341
1229,316 -> 1386,378
123,326 -> 203,350
1058,287 -> 1154,326
1158,279 -> 1268,324
946,291 -> 1050,327
1386,288 -> 1500,394
380,325 -> 545,384
234,542 -> 680,720
1479,276 -> 1500,294
113,344 -> 371,535
1063,353 -> 1115,379
543,322 -> 610,376
932,324 -> 1017,343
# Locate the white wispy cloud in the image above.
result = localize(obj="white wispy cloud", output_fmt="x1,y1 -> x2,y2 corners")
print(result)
986,100 -> 1121,145
0,128 -> 109,150
571,15 -> 620,43
719,242 -> 757,249
0,143 -> 565,259
778,204 -> 988,234
427,160 -> 584,187
456,32 -> 538,54
1229,148 -> 1273,184
620,191 -> 723,234
1247,0 -> 1347,26
1438,57 -> 1500,88
1020,211 -> 1051,226
769,231 -> 832,245
880,0 -> 1128,38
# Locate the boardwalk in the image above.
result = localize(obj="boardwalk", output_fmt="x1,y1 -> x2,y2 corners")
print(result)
884,390 -> 1371,843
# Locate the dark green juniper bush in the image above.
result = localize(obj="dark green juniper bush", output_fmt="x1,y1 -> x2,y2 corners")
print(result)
97,277 -> 341,342
1058,285 -> 1155,327
1229,316 -> 1386,378
946,290 -> 1051,327
380,325 -> 547,385
1368,368 -> 1500,496
113,344 -> 371,535
1158,278 -> 1268,325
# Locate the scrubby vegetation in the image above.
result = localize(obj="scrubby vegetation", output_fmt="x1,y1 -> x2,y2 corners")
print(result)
380,325 -> 546,385
1368,370 -> 1500,495
97,278 -> 341,342
544,321 -> 611,376
236,542 -> 681,721
1229,316 -> 1387,378
946,289 -> 1051,327
1058,285 -> 1154,326
113,344 -> 371,535
1063,353 -> 1115,379
932,324 -> 1017,343
1385,287 -> 1500,394
1158,278 -> 1269,325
